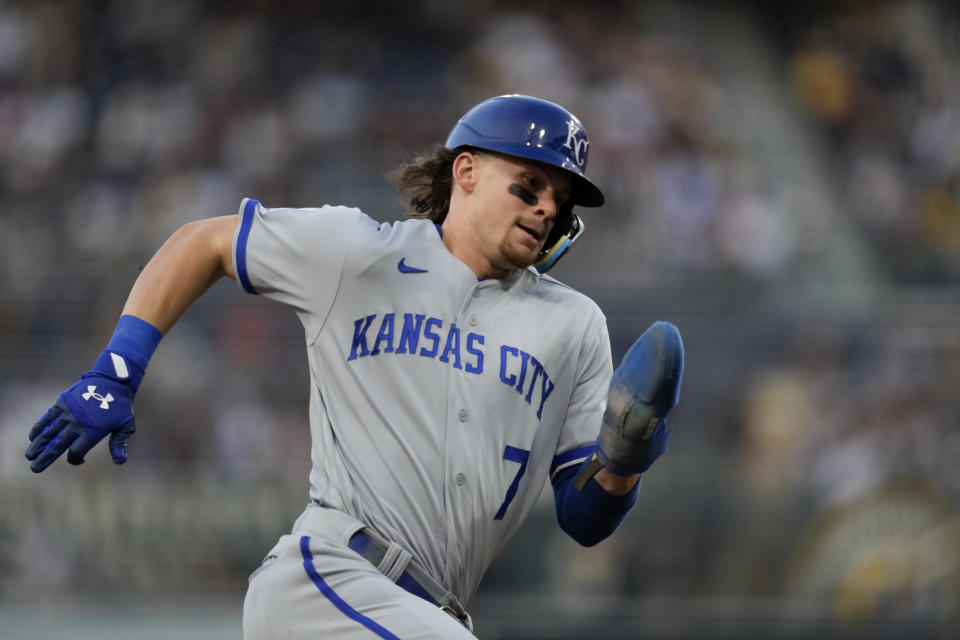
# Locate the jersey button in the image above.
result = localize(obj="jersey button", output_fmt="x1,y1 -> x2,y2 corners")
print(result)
468,314 -> 478,326
456,473 -> 466,486
458,409 -> 468,422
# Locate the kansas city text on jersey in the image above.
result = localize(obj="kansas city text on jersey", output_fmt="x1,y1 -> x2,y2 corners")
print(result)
347,312 -> 556,420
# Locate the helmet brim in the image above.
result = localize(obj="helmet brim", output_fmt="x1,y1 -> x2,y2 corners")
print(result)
570,173 -> 605,208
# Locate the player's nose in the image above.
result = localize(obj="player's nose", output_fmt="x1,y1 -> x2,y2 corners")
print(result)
535,204 -> 555,223
542,177 -> 571,221
535,190 -> 560,220
533,207 -> 557,241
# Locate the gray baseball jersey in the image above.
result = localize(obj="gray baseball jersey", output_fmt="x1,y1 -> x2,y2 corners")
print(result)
233,197 -> 612,630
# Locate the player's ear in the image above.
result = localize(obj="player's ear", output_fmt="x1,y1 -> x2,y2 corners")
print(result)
452,151 -> 480,194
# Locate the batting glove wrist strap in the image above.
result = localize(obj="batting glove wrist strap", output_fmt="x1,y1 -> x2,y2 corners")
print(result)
595,420 -> 672,476
576,322 -> 684,488
91,348 -> 147,392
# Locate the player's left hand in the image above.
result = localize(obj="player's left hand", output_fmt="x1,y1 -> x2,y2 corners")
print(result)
578,321 -> 684,487
25,367 -> 138,473
600,321 -> 683,475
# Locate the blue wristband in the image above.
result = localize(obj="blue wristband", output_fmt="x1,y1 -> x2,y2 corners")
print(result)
552,461 -> 641,546
107,315 -> 162,367
90,315 -> 163,391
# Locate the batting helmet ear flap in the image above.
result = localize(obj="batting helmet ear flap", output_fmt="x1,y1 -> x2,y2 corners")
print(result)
534,206 -> 584,273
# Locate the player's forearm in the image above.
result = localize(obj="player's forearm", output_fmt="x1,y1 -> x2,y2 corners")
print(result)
122,216 -> 237,334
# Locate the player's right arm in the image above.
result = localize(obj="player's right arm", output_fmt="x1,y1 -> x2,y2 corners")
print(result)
24,215 -> 238,473
123,215 -> 237,332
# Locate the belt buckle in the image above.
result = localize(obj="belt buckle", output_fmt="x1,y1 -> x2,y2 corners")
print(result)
440,605 -> 459,618
440,605 -> 473,631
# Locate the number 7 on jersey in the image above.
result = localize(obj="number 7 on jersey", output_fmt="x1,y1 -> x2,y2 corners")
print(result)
494,445 -> 530,520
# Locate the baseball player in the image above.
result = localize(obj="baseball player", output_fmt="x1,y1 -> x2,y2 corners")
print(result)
25,94 -> 684,639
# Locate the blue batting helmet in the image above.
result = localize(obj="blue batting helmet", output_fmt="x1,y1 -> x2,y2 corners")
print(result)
445,94 -> 604,208
445,94 -> 604,272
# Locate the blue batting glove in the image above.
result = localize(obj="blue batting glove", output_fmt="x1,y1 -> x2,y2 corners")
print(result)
575,321 -> 684,489
598,321 -> 684,475
25,350 -> 143,473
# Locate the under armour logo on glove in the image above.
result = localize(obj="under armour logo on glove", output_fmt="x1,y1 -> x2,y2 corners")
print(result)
82,385 -> 114,410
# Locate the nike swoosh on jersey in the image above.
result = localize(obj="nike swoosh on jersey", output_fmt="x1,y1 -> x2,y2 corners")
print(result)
397,258 -> 428,274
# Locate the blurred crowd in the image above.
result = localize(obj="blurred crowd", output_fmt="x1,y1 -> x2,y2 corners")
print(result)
784,0 -> 960,284
2,0 -> 959,636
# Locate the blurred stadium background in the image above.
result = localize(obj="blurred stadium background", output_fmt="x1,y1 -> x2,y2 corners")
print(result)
2,0 -> 960,638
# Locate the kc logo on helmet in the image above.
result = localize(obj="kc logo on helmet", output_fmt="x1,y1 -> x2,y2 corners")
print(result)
562,119 -> 588,167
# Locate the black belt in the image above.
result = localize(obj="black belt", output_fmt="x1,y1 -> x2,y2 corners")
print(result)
347,530 -> 472,630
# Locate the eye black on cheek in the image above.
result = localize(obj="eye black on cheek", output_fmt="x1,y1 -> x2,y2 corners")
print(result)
508,183 -> 538,206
